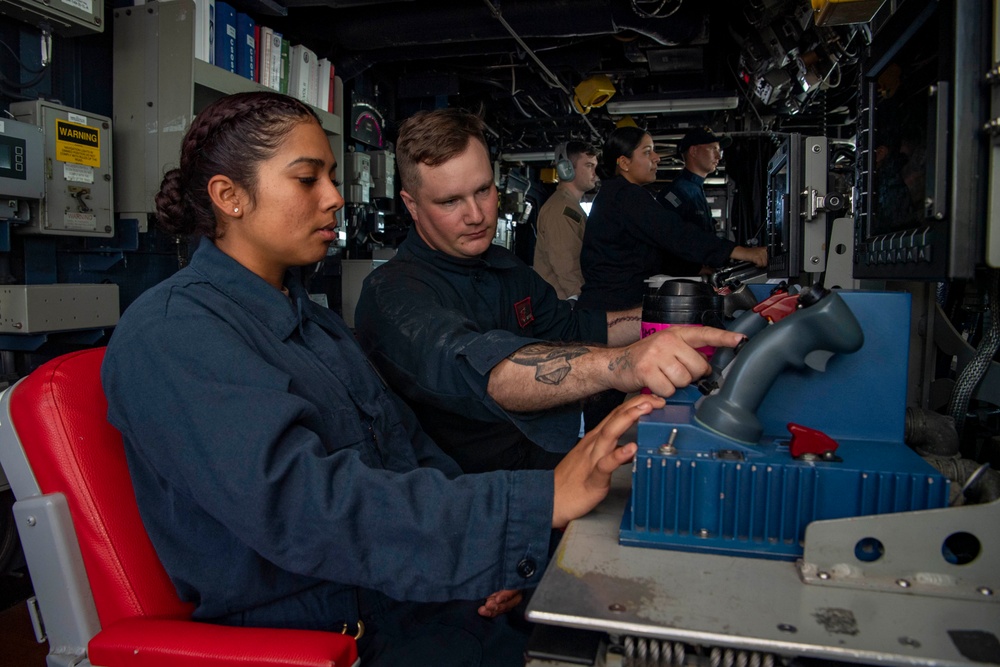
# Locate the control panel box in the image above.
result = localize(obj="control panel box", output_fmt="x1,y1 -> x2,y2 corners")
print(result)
10,99 -> 114,238
0,117 -> 44,200
0,117 -> 44,224
0,284 -> 119,333
621,291 -> 950,561
0,0 -> 104,36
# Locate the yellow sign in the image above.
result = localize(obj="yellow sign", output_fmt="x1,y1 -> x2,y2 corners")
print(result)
55,119 -> 100,167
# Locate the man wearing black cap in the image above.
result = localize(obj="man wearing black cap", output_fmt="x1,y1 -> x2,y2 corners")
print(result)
657,127 -> 763,276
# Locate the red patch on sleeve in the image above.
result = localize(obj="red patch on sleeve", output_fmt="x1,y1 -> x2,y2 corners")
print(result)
514,297 -> 535,328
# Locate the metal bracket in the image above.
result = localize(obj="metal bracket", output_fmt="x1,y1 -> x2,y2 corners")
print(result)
824,216 -> 859,290
797,498 -> 1000,602
11,494 -> 101,657
803,187 -> 820,222
799,136 -> 829,272
26,595 -> 45,643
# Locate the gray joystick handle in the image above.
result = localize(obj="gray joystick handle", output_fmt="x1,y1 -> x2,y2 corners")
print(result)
694,289 -> 864,444
710,307 -> 770,373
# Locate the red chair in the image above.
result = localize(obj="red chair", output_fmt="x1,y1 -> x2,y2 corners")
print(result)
0,348 -> 359,667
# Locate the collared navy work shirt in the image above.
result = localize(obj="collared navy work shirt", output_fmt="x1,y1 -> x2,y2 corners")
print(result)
659,169 -> 716,234
102,238 -> 554,627
355,228 -> 608,472
657,169 -> 719,277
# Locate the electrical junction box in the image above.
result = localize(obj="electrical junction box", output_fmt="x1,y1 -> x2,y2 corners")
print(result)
344,151 -> 371,204
10,99 -> 114,238
0,0 -> 104,35
369,150 -> 395,199
0,284 -> 119,334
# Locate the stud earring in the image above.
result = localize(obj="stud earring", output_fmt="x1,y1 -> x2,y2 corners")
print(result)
233,207 -> 239,213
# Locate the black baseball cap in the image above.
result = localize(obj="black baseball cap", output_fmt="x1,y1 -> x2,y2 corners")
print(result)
677,126 -> 733,155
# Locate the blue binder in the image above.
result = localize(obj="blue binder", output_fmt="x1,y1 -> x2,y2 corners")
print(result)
213,1 -> 237,73
236,12 -> 256,80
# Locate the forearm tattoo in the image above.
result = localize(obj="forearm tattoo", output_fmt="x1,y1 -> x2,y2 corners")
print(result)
509,343 -> 589,385
608,314 -> 640,328
608,350 -> 633,373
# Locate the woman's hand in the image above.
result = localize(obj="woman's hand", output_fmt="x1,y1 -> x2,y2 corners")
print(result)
478,589 -> 524,618
552,394 -> 666,529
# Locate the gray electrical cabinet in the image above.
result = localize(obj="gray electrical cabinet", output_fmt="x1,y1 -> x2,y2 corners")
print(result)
0,0 -> 104,36
0,284 -> 119,333
10,99 -> 114,238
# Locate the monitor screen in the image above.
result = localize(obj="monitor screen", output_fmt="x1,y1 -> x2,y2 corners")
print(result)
853,0 -> 989,280
765,135 -> 802,279
0,135 -> 26,182
866,16 -> 935,239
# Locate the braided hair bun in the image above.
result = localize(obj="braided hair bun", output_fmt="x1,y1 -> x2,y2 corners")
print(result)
154,91 -> 319,239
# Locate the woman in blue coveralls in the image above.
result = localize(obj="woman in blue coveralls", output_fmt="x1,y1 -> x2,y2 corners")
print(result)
100,91 -> 664,666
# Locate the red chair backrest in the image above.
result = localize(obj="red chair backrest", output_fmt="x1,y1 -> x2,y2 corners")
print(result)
9,348 -> 194,627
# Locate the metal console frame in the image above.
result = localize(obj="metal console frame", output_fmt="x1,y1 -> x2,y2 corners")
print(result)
527,468 -> 999,666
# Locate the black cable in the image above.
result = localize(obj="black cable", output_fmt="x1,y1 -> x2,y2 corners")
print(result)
0,82 -> 35,101
0,38 -> 45,74
0,35 -> 50,91
630,0 -> 682,19
0,67 -> 49,90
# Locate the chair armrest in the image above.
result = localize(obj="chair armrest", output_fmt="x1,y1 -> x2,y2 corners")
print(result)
88,616 -> 359,667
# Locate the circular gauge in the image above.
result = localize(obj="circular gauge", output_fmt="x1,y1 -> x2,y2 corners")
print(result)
350,101 -> 385,148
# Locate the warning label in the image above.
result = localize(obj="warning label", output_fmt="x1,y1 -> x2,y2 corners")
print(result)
55,119 -> 100,168
63,162 -> 95,184
63,212 -> 98,231
60,0 -> 94,13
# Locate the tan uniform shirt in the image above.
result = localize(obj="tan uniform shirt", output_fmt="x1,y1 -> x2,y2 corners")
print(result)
533,187 -> 587,300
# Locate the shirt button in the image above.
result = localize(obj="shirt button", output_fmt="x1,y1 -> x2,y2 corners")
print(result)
516,558 -> 537,578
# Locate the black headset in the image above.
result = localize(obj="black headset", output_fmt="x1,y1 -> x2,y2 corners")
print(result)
554,143 -> 575,181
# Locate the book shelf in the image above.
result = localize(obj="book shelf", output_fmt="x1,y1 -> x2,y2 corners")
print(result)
112,0 -> 343,227
191,59 -> 341,134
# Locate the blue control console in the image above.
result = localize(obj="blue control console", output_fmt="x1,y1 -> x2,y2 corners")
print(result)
620,288 -> 951,560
